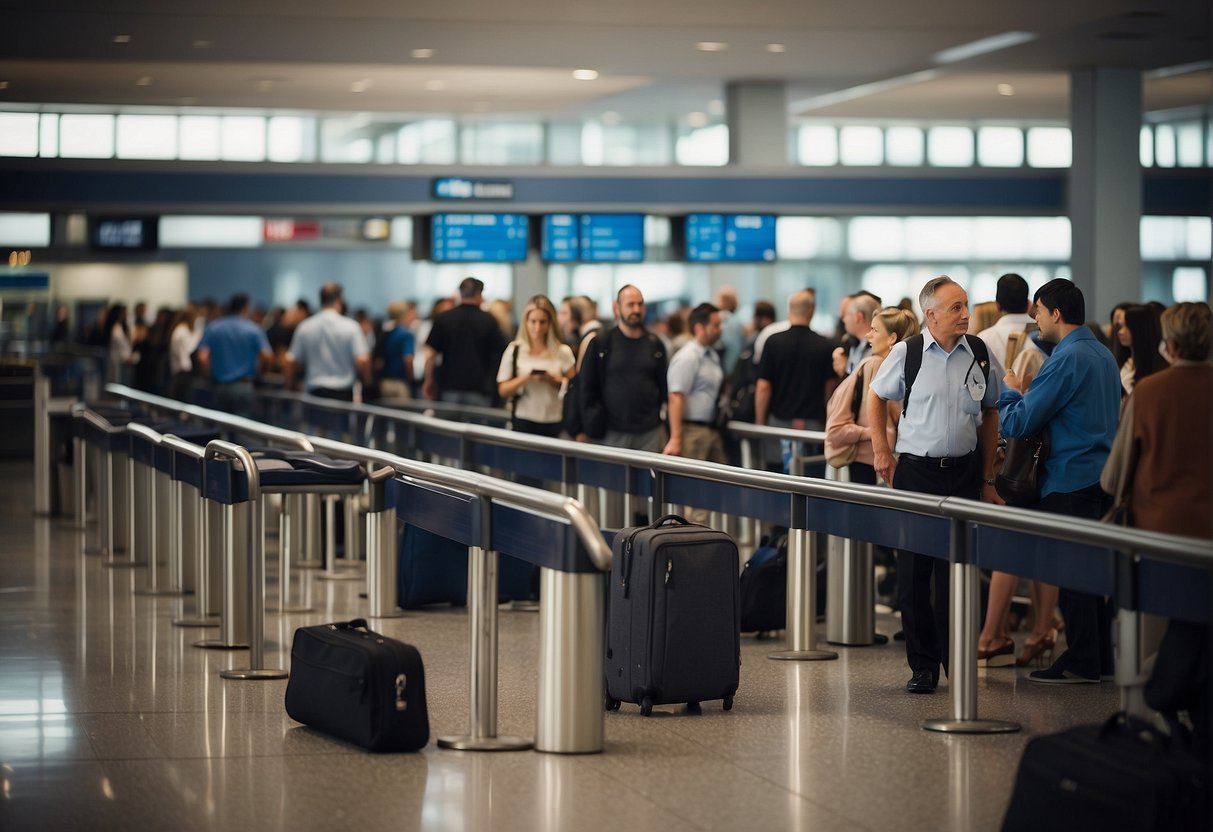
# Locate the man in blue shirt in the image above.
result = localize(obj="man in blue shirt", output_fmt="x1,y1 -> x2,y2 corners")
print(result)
870,276 -> 1003,694
195,292 -> 272,419
999,278 -> 1121,684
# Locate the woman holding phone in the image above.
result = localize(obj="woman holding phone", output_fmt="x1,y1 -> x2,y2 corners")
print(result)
497,295 -> 576,436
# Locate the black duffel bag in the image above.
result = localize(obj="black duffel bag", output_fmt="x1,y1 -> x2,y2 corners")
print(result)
285,618 -> 429,752
995,429 -> 1050,507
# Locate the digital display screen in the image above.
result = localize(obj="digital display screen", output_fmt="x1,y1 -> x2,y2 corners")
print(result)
540,213 -> 645,262
684,214 -> 776,262
89,217 -> 158,251
430,213 -> 529,262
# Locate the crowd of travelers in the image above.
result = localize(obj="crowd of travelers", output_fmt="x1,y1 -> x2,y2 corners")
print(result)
66,273 -> 1211,707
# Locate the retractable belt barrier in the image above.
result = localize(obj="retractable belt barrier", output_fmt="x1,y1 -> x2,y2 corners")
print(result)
241,386 -> 1213,738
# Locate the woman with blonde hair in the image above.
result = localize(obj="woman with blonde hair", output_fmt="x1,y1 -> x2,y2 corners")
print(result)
496,295 -> 575,437
825,306 -> 921,486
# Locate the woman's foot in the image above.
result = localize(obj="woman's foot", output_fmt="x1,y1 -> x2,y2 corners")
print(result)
1016,630 -> 1056,667
977,638 -> 1016,667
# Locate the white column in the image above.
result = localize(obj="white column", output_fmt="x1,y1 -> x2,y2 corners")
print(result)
726,82 -> 789,167
1069,68 -> 1142,316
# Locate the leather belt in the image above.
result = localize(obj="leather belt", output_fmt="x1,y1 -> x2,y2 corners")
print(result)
899,452 -> 974,469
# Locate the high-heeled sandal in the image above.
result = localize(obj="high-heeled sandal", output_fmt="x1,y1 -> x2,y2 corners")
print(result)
978,638 -> 1016,667
1016,630 -> 1056,667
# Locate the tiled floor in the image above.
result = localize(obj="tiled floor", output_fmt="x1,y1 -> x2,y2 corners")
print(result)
0,460 -> 1120,831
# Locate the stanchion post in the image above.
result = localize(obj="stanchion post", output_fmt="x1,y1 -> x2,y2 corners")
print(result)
438,496 -> 531,751
365,467 -> 402,619
536,567 -> 604,754
769,521 -> 838,662
922,519 -> 1019,734
212,441 -> 287,680
74,434 -> 88,529
273,493 -> 313,612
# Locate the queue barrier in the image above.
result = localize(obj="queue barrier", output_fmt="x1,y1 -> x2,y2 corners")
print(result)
240,387 -> 1213,737
103,386 -> 614,755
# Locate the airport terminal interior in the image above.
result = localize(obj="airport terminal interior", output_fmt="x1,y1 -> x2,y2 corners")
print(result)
1,1 -> 1211,830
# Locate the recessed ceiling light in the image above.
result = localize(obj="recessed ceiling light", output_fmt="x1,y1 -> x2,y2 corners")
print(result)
350,78 -> 373,93
135,76 -> 153,87
572,69 -> 599,81
411,48 -> 435,59
696,41 -> 728,52
687,111 -> 709,128
193,39 -> 212,49
765,43 -> 786,53
425,80 -> 448,91
112,34 -> 131,44
997,83 -> 1015,96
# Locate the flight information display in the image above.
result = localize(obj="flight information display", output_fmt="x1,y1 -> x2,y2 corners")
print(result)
430,213 -> 529,262
684,214 -> 776,262
541,213 -> 645,262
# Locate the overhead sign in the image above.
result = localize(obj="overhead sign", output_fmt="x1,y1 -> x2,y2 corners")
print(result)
433,177 -> 515,200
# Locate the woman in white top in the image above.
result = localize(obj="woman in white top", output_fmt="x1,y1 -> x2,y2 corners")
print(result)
496,296 -> 575,437
168,305 -> 200,401
105,304 -> 136,384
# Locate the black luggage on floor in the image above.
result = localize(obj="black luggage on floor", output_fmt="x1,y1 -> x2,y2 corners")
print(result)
285,618 -> 429,752
1002,713 -> 1207,832
739,532 -> 827,635
604,515 -> 740,716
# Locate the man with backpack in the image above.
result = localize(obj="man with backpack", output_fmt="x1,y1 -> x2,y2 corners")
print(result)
578,284 -> 668,452
868,276 -> 1004,694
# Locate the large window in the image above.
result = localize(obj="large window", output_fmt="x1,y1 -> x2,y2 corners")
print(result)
59,114 -> 115,158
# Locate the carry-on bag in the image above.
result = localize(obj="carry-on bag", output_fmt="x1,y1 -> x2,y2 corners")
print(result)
397,523 -> 536,608
604,514 -> 740,716
1002,713 -> 1206,831
285,618 -> 429,752
739,532 -> 827,635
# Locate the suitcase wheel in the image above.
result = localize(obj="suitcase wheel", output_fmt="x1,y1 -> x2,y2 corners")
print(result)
685,702 -> 701,714
723,695 -> 734,711
604,695 -> 621,712
640,696 -> 654,717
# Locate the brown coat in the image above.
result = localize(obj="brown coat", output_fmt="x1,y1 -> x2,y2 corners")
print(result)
1104,363 -> 1213,538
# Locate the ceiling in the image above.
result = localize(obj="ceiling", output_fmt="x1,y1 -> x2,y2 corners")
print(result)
0,0 -> 1208,122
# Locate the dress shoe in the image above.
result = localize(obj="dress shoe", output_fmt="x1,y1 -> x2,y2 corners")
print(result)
906,668 -> 937,694
977,638 -> 1016,667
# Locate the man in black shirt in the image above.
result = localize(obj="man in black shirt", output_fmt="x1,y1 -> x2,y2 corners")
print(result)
422,277 -> 507,406
579,284 -> 667,452
755,290 -> 837,474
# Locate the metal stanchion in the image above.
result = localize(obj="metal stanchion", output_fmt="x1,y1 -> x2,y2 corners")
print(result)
165,435 -> 219,628
922,519 -> 1020,734
74,434 -> 89,529
193,495 -> 250,650
317,494 -> 362,581
535,567 -> 604,754
438,544 -> 532,751
137,463 -> 181,595
769,528 -> 838,661
33,372 -> 51,516
210,441 -> 287,680
272,493 -> 313,612
365,468 -> 402,619
824,464 -> 878,646
104,452 -> 143,569
299,493 -> 322,567
1115,549 -> 1149,717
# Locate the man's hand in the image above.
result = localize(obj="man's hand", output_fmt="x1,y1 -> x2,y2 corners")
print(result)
422,379 -> 437,400
662,436 -> 682,456
981,481 -> 1004,505
1004,366 -> 1022,393
874,449 -> 897,485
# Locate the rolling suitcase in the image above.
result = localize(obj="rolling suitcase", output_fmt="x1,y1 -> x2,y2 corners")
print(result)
285,618 -> 429,752
604,515 -> 740,716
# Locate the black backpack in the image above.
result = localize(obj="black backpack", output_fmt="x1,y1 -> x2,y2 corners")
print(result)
901,333 -> 990,416
722,342 -> 760,424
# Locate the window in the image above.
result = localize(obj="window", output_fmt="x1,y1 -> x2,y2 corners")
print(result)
179,116 -> 221,160
977,126 -> 1023,167
885,127 -> 925,166
1175,121 -> 1204,167
1154,124 -> 1176,168
116,115 -> 177,159
839,125 -> 883,166
848,217 -> 905,260
397,120 -> 457,165
158,216 -> 264,248
0,212 -> 51,247
904,218 -> 974,259
798,125 -> 838,166
461,123 -> 544,165
268,116 -> 314,163
38,114 -> 58,158
1140,125 -> 1154,167
1172,267 -> 1209,303
220,116 -> 266,162
675,124 -> 727,166
0,112 -> 39,157
59,114 -> 115,158
1026,127 -> 1071,168
926,126 -> 974,167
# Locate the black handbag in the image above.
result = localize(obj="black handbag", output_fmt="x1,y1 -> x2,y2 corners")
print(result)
995,430 -> 1050,507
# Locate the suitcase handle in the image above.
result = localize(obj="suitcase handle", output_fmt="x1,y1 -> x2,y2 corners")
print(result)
1097,713 -> 1168,754
651,514 -> 689,528
334,618 -> 370,632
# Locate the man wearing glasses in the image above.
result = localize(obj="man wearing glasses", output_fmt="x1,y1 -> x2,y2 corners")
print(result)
868,276 -> 1003,694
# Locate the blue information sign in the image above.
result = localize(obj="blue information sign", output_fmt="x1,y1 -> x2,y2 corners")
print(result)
431,214 -> 529,262
540,214 -> 579,262
685,214 -> 776,262
580,214 -> 644,262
